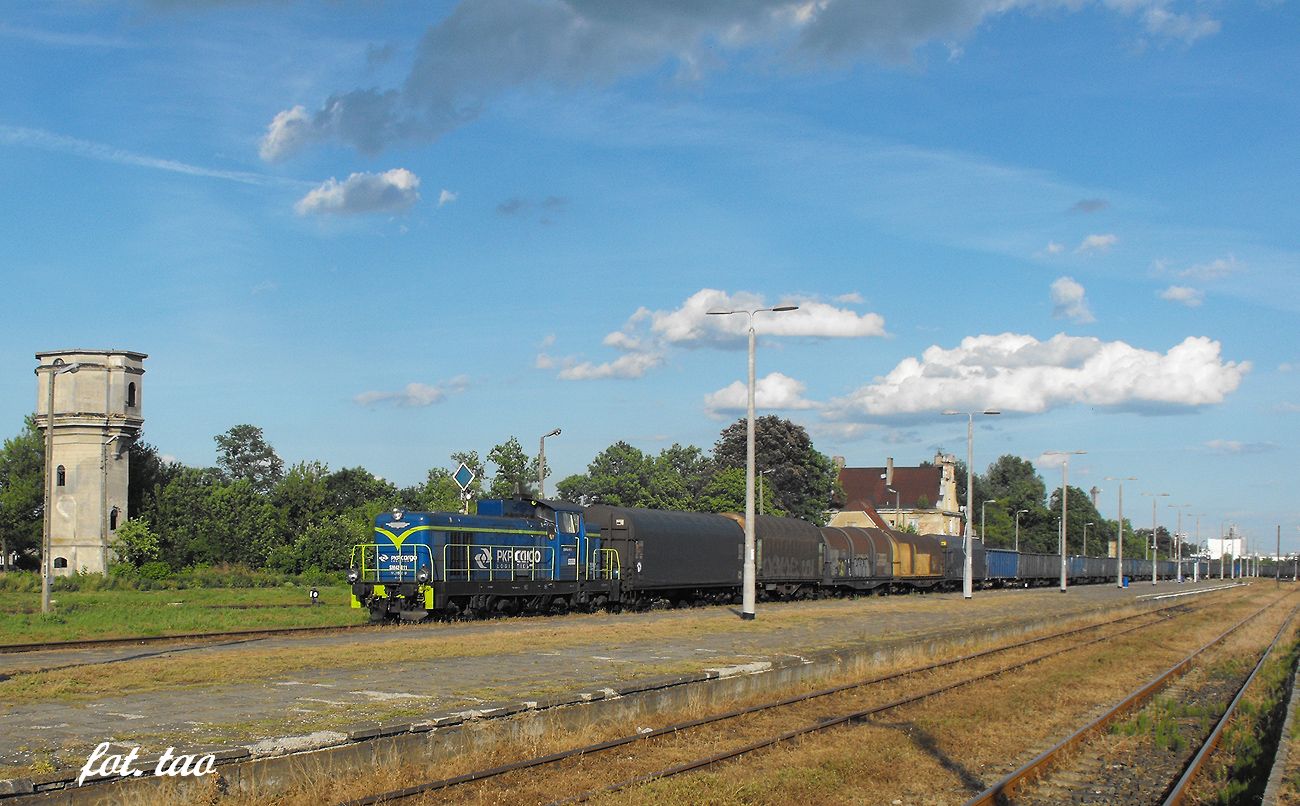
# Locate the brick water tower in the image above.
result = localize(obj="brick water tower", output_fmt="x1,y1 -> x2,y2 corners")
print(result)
35,349 -> 146,575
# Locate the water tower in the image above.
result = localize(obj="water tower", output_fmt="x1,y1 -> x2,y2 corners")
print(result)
35,349 -> 147,574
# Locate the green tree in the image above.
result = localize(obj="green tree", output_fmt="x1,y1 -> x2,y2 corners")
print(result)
560,441 -> 652,507
487,437 -> 537,498
713,416 -> 836,524
0,416 -> 44,569
215,424 -> 284,493
113,518 -> 160,567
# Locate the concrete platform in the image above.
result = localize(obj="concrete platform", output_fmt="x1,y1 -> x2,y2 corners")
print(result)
0,578 -> 1248,797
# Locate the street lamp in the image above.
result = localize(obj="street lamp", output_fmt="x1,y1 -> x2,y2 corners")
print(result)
759,468 -> 774,516
1105,476 -> 1136,589
981,499 -> 997,544
707,303 -> 799,620
1142,492 -> 1170,585
942,409 -> 1000,599
1168,504 -> 1191,583
1083,522 -> 1094,558
40,360 -> 83,614
537,428 -> 561,499
887,487 -> 901,528
1045,450 -> 1086,593
1015,509 -> 1029,553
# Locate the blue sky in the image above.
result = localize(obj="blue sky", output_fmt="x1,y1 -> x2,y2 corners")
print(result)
2,1 -> 1296,552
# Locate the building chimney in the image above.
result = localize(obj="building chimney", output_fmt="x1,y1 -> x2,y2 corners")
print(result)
885,457 -> 894,486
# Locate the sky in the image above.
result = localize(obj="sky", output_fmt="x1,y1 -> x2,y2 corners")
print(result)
2,1 -> 1297,553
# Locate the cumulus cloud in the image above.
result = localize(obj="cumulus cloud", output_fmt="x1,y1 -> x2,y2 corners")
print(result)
1051,276 -> 1095,324
822,332 -> 1251,421
438,189 -> 458,207
354,376 -> 469,407
704,372 -> 820,417
1204,439 -> 1278,455
1159,285 -> 1204,307
294,168 -> 420,216
259,1 -> 1222,159
1076,233 -> 1118,254
543,288 -> 886,382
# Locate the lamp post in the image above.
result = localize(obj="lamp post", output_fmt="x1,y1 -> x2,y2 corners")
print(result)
980,499 -> 997,545
707,303 -> 799,620
1045,450 -> 1086,593
1015,509 -> 1028,553
759,468 -> 774,516
1169,504 -> 1191,583
1083,522 -> 1094,558
537,428 -> 561,499
942,409 -> 1000,599
886,487 -> 901,528
1142,492 -> 1169,585
1105,477 -> 1136,588
40,360 -> 83,614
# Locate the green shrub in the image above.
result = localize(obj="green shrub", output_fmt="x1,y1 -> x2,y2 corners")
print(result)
139,561 -> 171,580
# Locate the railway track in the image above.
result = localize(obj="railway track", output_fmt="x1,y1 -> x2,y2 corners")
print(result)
968,596 -> 1298,805
336,599 -> 1219,806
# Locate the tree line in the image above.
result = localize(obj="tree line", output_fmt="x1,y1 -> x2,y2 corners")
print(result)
952,454 -> 1200,561
0,415 -> 837,576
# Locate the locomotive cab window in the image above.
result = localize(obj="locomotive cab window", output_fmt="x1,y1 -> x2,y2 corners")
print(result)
558,512 -> 580,534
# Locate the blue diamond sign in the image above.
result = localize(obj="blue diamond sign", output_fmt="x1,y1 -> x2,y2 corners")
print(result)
453,462 -> 475,492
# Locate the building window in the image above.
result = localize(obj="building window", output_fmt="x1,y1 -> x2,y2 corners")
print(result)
127,382 -> 137,408
56,465 -> 66,486
54,557 -> 68,569
110,507 -> 120,530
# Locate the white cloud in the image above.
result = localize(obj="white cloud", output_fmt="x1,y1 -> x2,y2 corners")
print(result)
647,288 -> 886,346
544,288 -> 886,382
438,189 -> 458,207
355,376 -> 469,407
260,105 -> 312,162
1051,276 -> 1095,324
1204,439 -> 1278,455
294,169 -> 420,216
1041,241 -> 1065,256
835,292 -> 864,304
1159,285 -> 1204,307
1,124 -> 277,186
1180,255 -> 1242,282
823,332 -> 1251,420
1076,233 -> 1118,254
261,1 -> 1220,158
704,372 -> 820,417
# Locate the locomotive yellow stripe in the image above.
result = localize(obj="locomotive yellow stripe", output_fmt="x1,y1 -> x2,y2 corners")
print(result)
373,523 -> 551,549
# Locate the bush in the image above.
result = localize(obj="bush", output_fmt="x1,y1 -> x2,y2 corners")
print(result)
139,561 -> 171,580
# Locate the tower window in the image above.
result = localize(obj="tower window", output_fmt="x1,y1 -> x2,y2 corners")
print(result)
56,465 -> 66,486
127,382 -> 137,408
54,557 -> 68,569
110,507 -> 120,530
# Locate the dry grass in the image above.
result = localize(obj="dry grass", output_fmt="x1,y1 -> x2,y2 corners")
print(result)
192,599 -> 1190,806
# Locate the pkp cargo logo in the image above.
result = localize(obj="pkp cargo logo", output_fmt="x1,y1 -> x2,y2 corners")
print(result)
473,547 -> 492,570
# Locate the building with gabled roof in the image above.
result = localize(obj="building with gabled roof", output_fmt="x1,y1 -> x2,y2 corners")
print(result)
829,453 -> 962,536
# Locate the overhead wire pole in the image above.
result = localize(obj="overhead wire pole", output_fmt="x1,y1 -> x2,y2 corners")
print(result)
942,409 -> 999,599
707,303 -> 798,621
39,360 -> 83,614
1045,450 -> 1085,593
1105,476 -> 1136,588
1142,491 -> 1169,585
